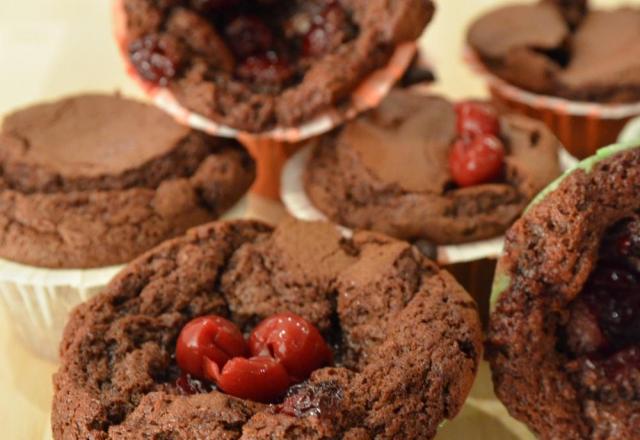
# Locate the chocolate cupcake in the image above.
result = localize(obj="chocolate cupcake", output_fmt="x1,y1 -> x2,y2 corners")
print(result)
488,143 -> 640,439
291,90 -> 562,318
466,1 -> 640,158
0,94 -> 254,359
468,1 -> 640,103
121,0 -> 434,132
303,91 -> 562,245
53,219 -> 482,439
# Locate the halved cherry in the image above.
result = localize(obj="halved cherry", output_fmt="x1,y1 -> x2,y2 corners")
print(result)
455,100 -> 500,137
449,134 -> 505,188
249,312 -> 333,382
176,315 -> 248,380
205,356 -> 291,403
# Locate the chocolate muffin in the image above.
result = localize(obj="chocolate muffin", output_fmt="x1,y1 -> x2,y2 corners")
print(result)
304,90 -> 562,245
0,94 -> 254,268
468,1 -> 640,103
52,219 -> 482,439
488,143 -> 640,439
121,0 -> 435,132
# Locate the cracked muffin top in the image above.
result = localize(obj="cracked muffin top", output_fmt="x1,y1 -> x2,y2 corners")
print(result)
52,218 -> 482,439
0,94 -> 254,268
304,90 -> 562,245
121,0 -> 435,132
467,0 -> 640,103
489,143 -> 640,439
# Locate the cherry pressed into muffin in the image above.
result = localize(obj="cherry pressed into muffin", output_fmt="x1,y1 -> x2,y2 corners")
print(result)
121,0 -> 435,132
52,219 -> 482,439
304,90 -> 562,245
489,144 -> 640,439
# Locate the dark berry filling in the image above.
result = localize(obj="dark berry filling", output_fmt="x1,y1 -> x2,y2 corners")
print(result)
128,0 -> 357,91
175,373 -> 217,395
129,34 -> 182,86
563,215 -> 640,382
278,380 -> 343,418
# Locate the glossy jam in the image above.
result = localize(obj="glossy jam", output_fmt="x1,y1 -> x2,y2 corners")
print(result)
565,216 -> 640,380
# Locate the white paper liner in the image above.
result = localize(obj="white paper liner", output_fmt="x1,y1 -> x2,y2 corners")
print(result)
112,0 -> 418,142
0,196 -> 248,361
464,47 -> 640,119
281,144 -> 578,265
619,116 -> 640,143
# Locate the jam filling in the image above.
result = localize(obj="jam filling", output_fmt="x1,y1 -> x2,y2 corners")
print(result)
563,215 -> 640,381
129,0 -> 357,90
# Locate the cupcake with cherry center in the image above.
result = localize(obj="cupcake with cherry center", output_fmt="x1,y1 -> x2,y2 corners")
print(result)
302,90 -> 563,316
53,218 -> 482,439
488,143 -> 640,439
121,0 -> 435,132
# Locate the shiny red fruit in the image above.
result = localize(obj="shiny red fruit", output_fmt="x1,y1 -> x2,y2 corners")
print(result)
206,356 -> 291,403
249,312 -> 333,382
176,316 -> 248,380
455,101 -> 500,137
449,134 -> 505,187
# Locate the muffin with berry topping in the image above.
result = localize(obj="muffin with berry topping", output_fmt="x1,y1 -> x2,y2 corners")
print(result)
488,143 -> 640,439
121,0 -> 435,132
303,90 -> 562,245
52,218 -> 482,439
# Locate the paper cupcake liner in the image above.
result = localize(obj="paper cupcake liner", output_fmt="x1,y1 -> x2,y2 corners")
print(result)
0,261 -> 123,361
464,47 -> 640,159
112,0 -> 417,198
619,116 -> 640,143
0,197 -> 248,361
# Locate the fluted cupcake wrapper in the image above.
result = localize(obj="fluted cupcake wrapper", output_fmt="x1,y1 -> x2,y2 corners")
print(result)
619,116 -> 640,144
464,47 -> 640,160
0,197 -> 247,361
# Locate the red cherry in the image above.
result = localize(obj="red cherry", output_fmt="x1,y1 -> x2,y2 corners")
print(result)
224,16 -> 274,59
175,316 -> 248,380
249,312 -> 333,382
455,101 -> 500,137
449,134 -> 505,187
207,356 -> 291,403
